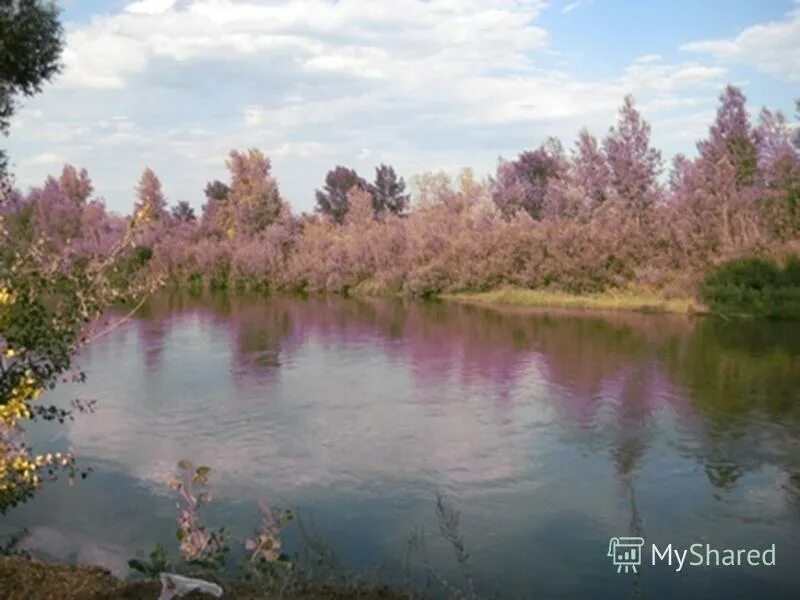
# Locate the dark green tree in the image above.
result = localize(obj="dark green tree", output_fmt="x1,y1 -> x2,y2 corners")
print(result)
171,201 -> 196,223
315,166 -> 367,224
0,0 -> 64,176
369,164 -> 409,216
793,98 -> 800,150
204,180 -> 230,203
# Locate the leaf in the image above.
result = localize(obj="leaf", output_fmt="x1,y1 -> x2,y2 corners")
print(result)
193,466 -> 211,482
127,559 -> 148,574
177,459 -> 193,471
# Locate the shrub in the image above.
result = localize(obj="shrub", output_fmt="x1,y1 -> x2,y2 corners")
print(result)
701,256 -> 800,318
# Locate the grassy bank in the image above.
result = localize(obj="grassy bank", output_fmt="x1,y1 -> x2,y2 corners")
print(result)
0,556 -> 407,600
442,287 -> 705,315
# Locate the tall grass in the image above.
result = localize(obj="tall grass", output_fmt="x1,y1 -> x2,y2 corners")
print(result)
444,287 -> 704,315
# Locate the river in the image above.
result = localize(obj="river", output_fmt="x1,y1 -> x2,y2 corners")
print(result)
5,293 -> 800,598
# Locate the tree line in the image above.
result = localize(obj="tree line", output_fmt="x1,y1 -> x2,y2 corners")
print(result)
3,85 -> 798,304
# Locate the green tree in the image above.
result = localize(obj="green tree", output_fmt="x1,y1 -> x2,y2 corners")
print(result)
171,201 -> 196,223
369,164 -> 409,216
1,181 -> 157,509
315,166 -> 367,224
0,0 -> 64,176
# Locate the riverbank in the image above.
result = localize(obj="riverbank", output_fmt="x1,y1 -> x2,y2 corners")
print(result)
172,282 -> 708,316
441,287 -> 706,315
0,556 -> 407,600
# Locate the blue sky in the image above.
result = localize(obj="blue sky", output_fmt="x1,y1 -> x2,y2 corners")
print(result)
6,0 -> 800,214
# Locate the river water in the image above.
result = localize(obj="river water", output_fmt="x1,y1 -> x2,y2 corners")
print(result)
5,293 -> 800,598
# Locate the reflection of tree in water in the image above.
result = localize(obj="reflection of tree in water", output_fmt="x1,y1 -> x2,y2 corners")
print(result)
127,292 -> 800,512
663,318 -> 800,494
131,296 -> 171,374
607,360 -> 652,600
227,298 -> 296,386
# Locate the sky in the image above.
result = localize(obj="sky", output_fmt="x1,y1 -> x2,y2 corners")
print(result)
5,0 -> 800,214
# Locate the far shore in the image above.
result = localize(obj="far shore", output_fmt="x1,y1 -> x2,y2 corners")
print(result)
439,287 -> 707,316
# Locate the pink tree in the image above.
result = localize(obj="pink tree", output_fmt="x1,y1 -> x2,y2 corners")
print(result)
491,138 -> 567,220
572,128 -> 610,210
134,167 -> 168,223
696,85 -> 759,190
30,165 -> 95,251
603,95 -> 662,215
226,149 -> 285,236
754,107 -> 800,235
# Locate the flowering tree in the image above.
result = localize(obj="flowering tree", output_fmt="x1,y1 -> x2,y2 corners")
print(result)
0,176 -> 157,510
603,95 -> 662,214
754,107 -> 800,235
134,168 -> 168,223
145,86 -> 798,304
491,138 -> 566,220
226,149 -> 285,237
671,86 -> 768,259
571,129 -> 610,209
697,85 -> 759,190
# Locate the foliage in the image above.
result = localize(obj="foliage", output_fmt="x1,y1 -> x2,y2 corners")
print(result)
129,460 -> 293,585
0,0 -> 63,177
167,459 -> 229,570
7,86 -> 799,322
491,138 -> 566,219
226,149 -> 285,237
369,164 -> 409,216
603,95 -> 662,214
134,168 -> 168,223
149,84 -> 800,308
0,527 -> 29,557
315,166 -> 368,224
171,201 -> 196,223
204,180 -> 230,203
127,543 -> 172,578
700,256 -> 800,318
0,173 -> 157,512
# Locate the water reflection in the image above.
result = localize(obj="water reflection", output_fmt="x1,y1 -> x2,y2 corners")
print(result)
5,292 -> 800,598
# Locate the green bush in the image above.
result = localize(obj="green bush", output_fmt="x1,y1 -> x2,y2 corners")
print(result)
701,256 -> 800,319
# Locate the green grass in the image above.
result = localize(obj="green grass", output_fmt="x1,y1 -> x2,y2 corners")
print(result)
443,287 -> 704,315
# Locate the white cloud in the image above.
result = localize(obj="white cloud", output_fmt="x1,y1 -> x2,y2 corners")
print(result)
623,63 -> 726,94
26,152 -> 66,166
57,0 -> 549,90
7,0 -> 787,213
635,54 -> 662,64
271,142 -> 331,158
243,107 -> 267,127
60,30 -> 148,89
562,0 -> 592,14
681,8 -> 800,82
125,0 -> 178,14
